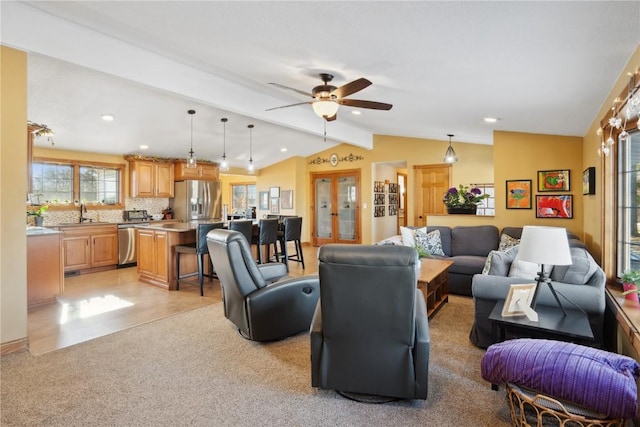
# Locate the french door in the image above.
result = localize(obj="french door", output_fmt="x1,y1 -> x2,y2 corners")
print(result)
311,170 -> 361,246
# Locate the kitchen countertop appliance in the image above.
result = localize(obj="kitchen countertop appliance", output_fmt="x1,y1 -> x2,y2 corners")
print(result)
118,210 -> 149,267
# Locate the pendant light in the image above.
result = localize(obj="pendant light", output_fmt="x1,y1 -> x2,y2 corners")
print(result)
443,133 -> 458,164
247,124 -> 255,174
220,118 -> 229,171
186,109 -> 197,169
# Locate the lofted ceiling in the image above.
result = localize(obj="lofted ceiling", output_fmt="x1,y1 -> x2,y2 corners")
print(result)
3,1 -> 639,171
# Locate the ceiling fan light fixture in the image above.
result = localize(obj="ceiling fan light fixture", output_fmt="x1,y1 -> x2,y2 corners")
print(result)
220,118 -> 229,172
312,100 -> 339,118
186,109 -> 197,169
443,134 -> 458,164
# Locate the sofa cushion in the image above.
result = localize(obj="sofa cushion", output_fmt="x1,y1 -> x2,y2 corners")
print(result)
487,246 -> 520,276
376,235 -> 404,246
508,257 -> 539,280
550,247 -> 597,285
415,229 -> 445,256
448,255 -> 487,275
450,225 -> 499,257
400,226 -> 426,248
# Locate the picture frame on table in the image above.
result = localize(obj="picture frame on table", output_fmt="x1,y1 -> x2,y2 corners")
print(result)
280,190 -> 293,210
583,167 -> 595,195
269,186 -> 280,198
258,191 -> 269,210
505,179 -> 532,209
537,169 -> 570,192
535,194 -> 573,218
501,284 -> 537,317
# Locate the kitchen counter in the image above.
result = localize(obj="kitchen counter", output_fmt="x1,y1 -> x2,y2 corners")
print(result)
27,226 -> 63,236
136,221 -> 221,232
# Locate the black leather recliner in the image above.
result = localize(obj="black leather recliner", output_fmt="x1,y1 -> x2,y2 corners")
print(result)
206,228 -> 319,342
311,244 -> 430,400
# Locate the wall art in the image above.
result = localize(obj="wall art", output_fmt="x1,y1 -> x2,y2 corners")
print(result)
374,193 -> 385,205
269,186 -> 280,198
270,197 -> 280,214
374,205 -> 385,217
535,194 -> 573,218
505,179 -> 532,209
388,204 -> 397,216
582,167 -> 595,195
537,170 -> 570,192
280,190 -> 293,210
373,180 -> 385,193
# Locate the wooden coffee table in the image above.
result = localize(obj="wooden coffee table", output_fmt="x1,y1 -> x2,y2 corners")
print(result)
417,258 -> 454,318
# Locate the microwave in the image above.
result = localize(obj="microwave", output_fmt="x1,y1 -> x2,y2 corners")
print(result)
123,210 -> 148,222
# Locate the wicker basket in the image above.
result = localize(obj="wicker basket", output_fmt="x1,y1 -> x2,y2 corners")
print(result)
506,383 -> 625,427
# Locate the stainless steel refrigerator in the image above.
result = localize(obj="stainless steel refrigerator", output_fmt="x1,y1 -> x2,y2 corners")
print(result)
172,180 -> 222,222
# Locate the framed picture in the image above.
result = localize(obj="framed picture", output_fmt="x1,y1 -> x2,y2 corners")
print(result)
389,193 -> 398,206
258,191 -> 269,210
505,179 -> 532,209
583,167 -> 595,195
269,186 -> 280,198
537,170 -> 570,192
280,190 -> 293,210
374,205 -> 385,217
270,197 -> 279,214
535,194 -> 573,218
374,193 -> 385,205
388,183 -> 398,194
374,181 -> 385,193
388,204 -> 397,216
501,284 -> 537,317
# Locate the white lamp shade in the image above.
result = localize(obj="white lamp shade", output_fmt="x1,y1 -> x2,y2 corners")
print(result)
312,100 -> 339,118
518,226 -> 572,266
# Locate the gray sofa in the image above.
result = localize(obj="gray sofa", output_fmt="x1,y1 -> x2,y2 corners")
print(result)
468,243 -> 606,349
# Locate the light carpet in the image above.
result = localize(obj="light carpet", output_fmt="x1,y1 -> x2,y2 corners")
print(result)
1,295 -> 512,426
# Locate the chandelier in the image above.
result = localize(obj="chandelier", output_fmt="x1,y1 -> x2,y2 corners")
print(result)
599,72 -> 640,156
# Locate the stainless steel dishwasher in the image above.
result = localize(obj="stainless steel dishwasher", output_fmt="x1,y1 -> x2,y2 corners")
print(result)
117,223 -> 139,267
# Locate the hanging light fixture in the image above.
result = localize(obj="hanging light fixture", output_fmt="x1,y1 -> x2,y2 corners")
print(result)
186,109 -> 197,169
220,118 -> 229,171
599,71 -> 640,156
247,124 -> 255,174
443,134 -> 458,164
312,100 -> 339,119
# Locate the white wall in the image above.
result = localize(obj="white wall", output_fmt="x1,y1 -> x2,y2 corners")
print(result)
372,163 -> 401,242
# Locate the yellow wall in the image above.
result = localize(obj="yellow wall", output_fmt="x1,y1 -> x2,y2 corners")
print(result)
1,46 -> 28,347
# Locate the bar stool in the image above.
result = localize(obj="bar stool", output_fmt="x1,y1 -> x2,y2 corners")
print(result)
175,222 -> 223,296
278,216 -> 305,272
228,219 -> 253,246
257,218 -> 280,264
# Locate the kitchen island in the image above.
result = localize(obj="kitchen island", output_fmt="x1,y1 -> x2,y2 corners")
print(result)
135,222 -> 206,290
27,227 -> 64,308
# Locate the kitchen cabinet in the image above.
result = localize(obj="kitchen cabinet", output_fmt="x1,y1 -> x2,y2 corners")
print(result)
27,231 -> 63,308
136,223 -> 197,290
174,161 -> 219,181
129,159 -> 175,198
60,224 -> 118,273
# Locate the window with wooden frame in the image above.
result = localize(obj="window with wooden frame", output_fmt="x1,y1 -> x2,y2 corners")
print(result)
471,183 -> 495,216
31,158 -> 125,208
230,183 -> 256,213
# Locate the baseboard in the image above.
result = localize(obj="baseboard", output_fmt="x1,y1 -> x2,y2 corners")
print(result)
1,337 -> 29,355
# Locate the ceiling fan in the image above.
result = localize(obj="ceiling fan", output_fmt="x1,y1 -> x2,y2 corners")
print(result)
266,73 -> 392,121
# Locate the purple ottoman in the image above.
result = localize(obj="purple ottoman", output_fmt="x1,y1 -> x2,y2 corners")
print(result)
481,339 -> 640,420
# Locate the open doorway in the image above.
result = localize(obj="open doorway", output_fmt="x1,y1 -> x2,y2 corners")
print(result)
372,161 -> 407,242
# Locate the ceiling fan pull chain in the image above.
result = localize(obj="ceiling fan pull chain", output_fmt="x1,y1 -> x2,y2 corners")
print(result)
324,120 -> 327,143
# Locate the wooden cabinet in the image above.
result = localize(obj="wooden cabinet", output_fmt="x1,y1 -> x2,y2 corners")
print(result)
174,161 -> 219,181
137,228 -> 169,282
129,159 -> 175,198
27,232 -> 63,308
60,224 -> 118,273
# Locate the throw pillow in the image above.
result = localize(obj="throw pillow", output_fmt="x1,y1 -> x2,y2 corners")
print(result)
415,229 -> 445,256
488,245 -> 520,276
550,247 -> 597,285
498,233 -> 520,251
400,226 -> 427,248
508,257 -> 540,280
376,235 -> 404,246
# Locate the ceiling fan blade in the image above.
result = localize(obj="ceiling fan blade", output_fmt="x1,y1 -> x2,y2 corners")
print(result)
338,98 -> 393,110
269,82 -> 313,98
325,113 -> 337,122
332,78 -> 372,99
265,101 -> 312,112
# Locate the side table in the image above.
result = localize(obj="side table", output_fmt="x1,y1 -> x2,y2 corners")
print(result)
417,258 -> 454,318
489,299 -> 594,345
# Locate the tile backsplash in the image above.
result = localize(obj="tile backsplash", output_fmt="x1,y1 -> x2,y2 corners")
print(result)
31,198 -> 170,226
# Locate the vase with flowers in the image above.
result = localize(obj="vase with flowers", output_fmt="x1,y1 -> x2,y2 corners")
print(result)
27,205 -> 49,226
443,185 -> 489,214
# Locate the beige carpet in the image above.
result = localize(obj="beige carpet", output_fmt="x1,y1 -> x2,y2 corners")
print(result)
1,295 -> 512,426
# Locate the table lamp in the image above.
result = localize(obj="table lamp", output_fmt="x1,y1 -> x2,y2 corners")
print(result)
517,226 -> 573,316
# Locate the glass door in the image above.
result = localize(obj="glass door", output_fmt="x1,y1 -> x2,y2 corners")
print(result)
312,170 -> 360,246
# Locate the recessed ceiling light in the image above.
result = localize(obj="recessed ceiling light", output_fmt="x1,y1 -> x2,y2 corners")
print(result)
139,145 -> 149,150
351,111 -> 361,115
280,147 -> 288,152
101,114 -> 115,121
483,117 -> 499,123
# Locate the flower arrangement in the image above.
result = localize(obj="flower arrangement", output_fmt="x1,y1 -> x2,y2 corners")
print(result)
27,205 -> 49,217
443,185 -> 489,209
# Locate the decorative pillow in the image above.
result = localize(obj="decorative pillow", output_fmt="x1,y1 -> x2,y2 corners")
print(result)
414,229 -> 445,256
498,233 -> 520,251
376,235 -> 404,246
488,245 -> 520,276
481,339 -> 640,419
482,251 -> 496,275
508,254 -> 540,280
550,247 -> 597,285
400,226 -> 427,248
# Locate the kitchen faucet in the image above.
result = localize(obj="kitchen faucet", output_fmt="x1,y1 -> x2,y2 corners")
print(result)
80,203 -> 91,223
